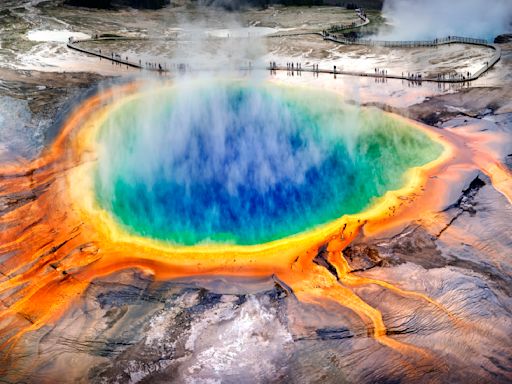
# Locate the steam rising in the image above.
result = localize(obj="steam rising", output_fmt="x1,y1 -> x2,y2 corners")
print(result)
90,12 -> 444,246
379,0 -> 512,41
95,81 -> 442,245
161,11 -> 267,74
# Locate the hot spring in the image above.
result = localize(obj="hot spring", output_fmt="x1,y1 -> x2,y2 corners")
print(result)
94,81 -> 443,246
1,80 -> 458,364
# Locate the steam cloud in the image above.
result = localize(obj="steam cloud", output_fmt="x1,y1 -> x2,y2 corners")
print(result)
92,10 -> 441,245
95,77 -> 442,245
156,11 -> 267,74
378,0 -> 512,41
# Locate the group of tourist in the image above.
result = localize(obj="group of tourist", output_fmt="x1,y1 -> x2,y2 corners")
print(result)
375,67 -> 388,76
90,46 -> 481,85
286,62 -> 303,77
103,50 -> 188,72
437,71 -> 472,81
404,72 -> 422,81
106,52 -> 130,68
144,61 -> 163,71
287,62 -> 302,72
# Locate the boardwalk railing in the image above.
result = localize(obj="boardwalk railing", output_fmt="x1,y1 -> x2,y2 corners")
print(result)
326,10 -> 369,34
327,20 -> 366,33
324,34 -> 488,47
67,27 -> 501,84
67,37 -> 145,70
322,33 -> 500,82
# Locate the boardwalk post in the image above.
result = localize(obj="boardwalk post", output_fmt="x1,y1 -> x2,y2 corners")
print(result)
66,27 -> 500,82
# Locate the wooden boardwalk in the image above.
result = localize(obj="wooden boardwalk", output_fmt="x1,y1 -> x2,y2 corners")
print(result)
66,11 -> 501,84
323,34 -> 501,82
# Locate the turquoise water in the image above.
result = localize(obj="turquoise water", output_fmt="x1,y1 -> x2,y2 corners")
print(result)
95,82 -> 442,245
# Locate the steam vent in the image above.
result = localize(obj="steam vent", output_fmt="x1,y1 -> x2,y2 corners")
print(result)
0,1 -> 511,383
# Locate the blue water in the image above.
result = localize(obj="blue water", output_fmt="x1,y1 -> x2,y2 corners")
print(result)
95,82 -> 442,245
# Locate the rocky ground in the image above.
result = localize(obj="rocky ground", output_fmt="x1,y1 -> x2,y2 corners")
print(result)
0,68 -> 106,161
0,1 -> 511,383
